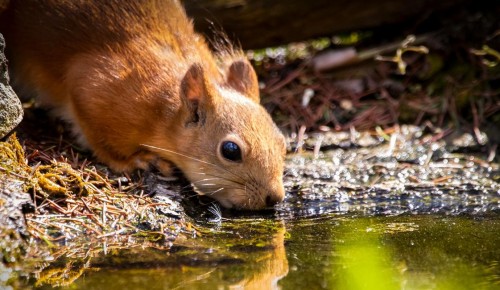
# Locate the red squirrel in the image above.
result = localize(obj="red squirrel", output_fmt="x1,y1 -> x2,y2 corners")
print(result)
0,0 -> 286,210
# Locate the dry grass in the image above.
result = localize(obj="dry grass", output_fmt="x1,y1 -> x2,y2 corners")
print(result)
254,29 -> 500,136
1,133 -> 193,246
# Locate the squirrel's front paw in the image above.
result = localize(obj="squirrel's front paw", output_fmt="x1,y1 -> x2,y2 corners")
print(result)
153,158 -> 174,177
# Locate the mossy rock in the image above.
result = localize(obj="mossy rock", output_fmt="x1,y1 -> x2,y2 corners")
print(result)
0,33 -> 23,139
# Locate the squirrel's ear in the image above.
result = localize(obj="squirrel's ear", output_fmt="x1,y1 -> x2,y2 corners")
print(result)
226,60 -> 260,103
180,64 -> 213,126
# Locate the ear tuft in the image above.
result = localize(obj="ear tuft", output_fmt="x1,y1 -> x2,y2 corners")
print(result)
227,60 -> 260,103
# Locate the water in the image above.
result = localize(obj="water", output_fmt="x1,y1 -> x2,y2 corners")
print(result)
32,214 -> 500,290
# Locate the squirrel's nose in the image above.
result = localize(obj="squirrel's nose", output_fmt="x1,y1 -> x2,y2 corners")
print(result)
265,189 -> 285,207
265,195 -> 279,207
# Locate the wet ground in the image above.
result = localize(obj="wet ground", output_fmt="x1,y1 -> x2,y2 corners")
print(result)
280,125 -> 499,218
2,125 -> 499,289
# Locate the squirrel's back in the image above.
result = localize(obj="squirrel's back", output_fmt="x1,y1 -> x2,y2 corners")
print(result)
2,0 -> 230,106
1,0 -> 203,57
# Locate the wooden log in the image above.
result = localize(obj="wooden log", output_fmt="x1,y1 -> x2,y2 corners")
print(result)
183,0 -> 474,49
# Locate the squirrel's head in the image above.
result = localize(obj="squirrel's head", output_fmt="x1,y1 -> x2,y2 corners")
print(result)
154,59 -> 286,210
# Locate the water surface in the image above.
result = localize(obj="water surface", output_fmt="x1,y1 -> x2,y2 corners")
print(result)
33,214 -> 500,290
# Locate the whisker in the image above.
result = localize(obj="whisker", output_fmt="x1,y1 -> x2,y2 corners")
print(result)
241,171 -> 263,197
198,184 -> 246,191
191,177 -> 222,182
141,144 -> 212,165
189,170 -> 247,188
198,183 -> 217,187
141,144 -> 245,182
180,183 -> 195,191
242,173 -> 265,205
183,176 -> 246,192
206,187 -> 224,196
208,203 -> 223,222
184,192 -> 201,199
180,177 -> 246,192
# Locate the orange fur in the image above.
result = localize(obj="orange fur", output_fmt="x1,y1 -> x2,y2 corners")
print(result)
0,0 -> 286,210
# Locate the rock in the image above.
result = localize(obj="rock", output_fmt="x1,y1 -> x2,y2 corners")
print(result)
0,33 -> 23,139
0,175 -> 32,238
0,135 -> 34,239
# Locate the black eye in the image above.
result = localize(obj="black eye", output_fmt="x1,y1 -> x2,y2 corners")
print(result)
221,141 -> 242,162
